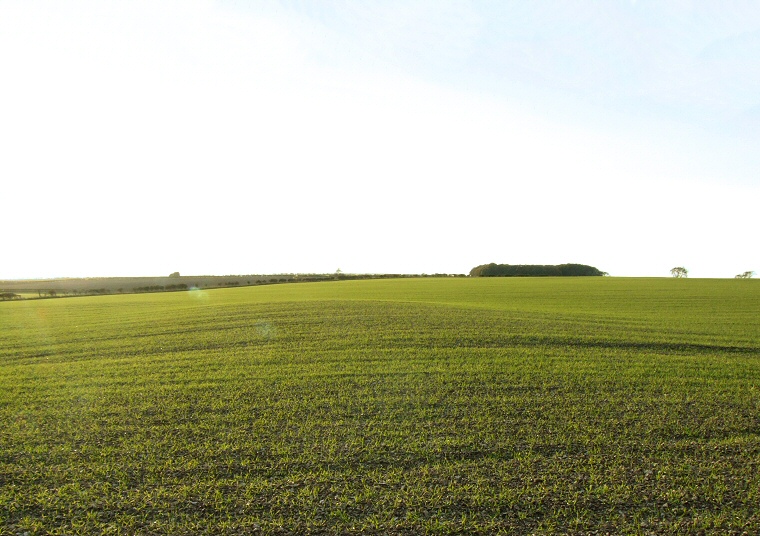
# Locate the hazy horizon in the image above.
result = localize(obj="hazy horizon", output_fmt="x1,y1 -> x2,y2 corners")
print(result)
0,269 -> 748,282
2,1 -> 758,280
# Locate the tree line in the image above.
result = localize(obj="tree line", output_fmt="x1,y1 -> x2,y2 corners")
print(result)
0,273 -> 471,302
469,263 -> 606,277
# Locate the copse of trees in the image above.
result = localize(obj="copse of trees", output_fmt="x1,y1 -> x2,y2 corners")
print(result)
469,263 -> 605,277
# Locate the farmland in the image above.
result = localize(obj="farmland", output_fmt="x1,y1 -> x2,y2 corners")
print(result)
1,277 -> 759,534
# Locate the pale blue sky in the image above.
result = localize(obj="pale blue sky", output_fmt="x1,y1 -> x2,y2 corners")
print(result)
1,1 -> 758,278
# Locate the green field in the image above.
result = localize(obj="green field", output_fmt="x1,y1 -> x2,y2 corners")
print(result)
1,278 -> 759,534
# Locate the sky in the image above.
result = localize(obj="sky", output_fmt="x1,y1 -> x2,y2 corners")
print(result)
1,0 -> 758,279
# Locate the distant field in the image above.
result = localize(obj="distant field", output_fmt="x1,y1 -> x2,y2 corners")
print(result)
0,275 -> 285,295
1,278 -> 759,534
0,273 -> 444,297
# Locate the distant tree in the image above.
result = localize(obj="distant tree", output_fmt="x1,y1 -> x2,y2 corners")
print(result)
735,271 -> 755,279
670,267 -> 688,278
169,271 -> 180,278
49,290 -> 57,297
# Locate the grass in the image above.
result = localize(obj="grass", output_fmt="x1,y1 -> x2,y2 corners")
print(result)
1,277 -> 759,534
